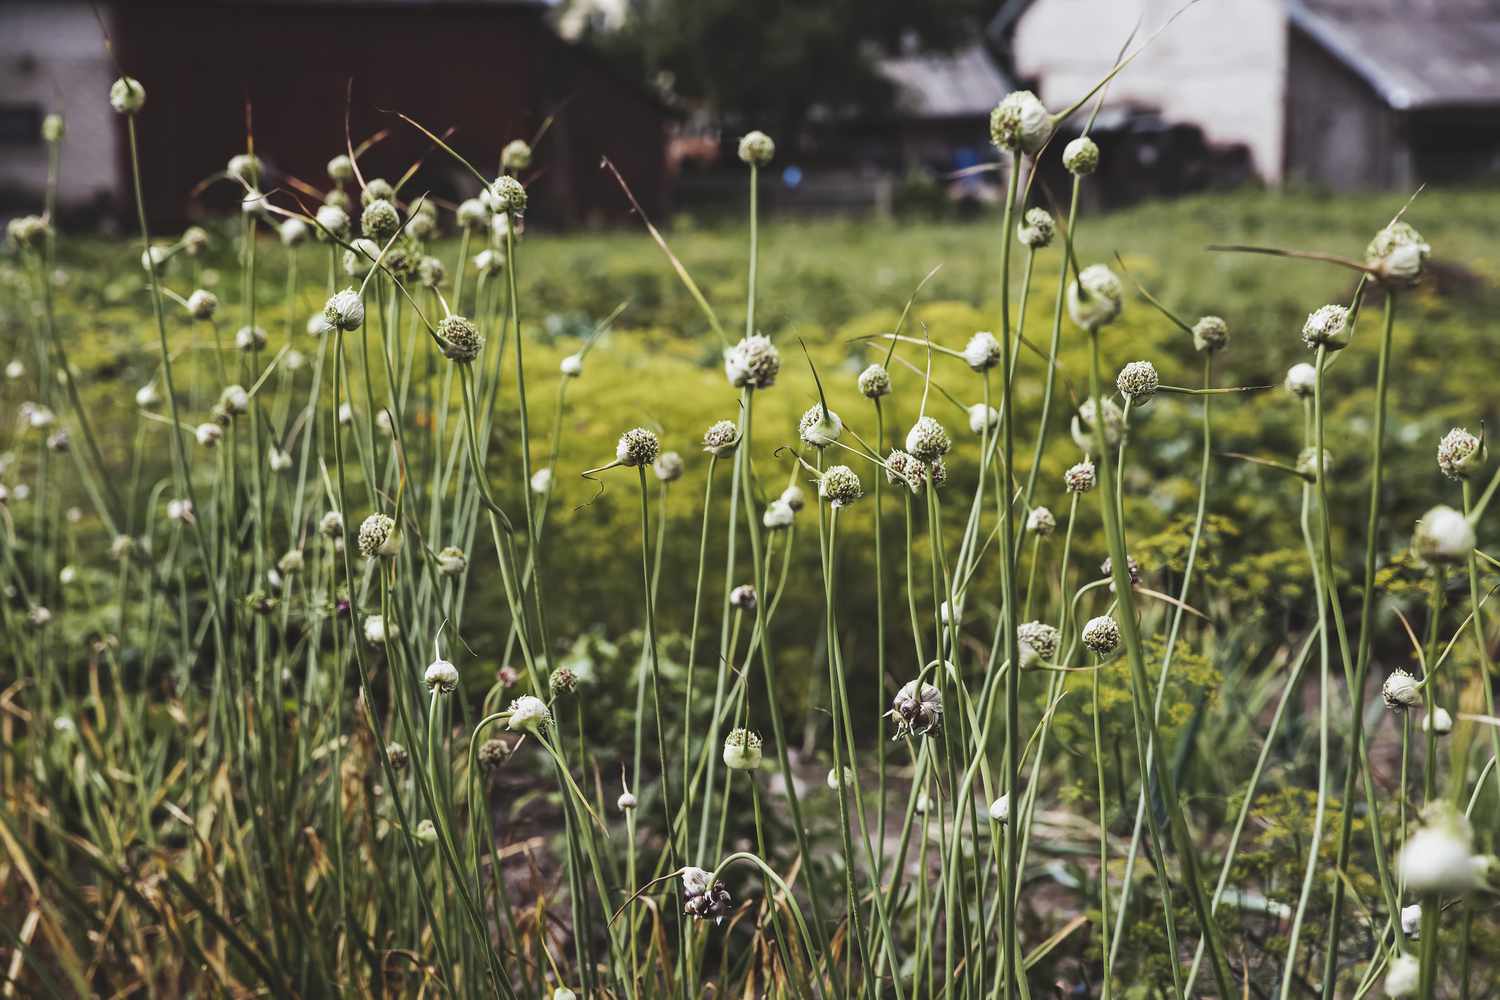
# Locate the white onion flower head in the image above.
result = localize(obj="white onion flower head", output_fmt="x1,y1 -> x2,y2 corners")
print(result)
1065,459 -> 1096,493
1384,954 -> 1419,997
780,484 -> 806,511
724,335 -> 781,389
819,465 -> 863,508
1017,621 -> 1061,668
1381,669 -> 1422,711
940,595 -> 963,626
703,419 -> 738,456
1082,615 -> 1121,656
963,331 -> 1002,371
531,467 -> 553,494
827,766 -> 855,790
424,653 -> 460,694
1071,397 -> 1125,452
195,422 -> 224,447
968,403 -> 1000,434
436,546 -> 467,576
4,360 -> 22,380
616,427 -> 661,467
42,113 -> 64,143
1398,803 -> 1479,895
1296,447 -> 1334,481
738,130 -> 775,167
474,248 -> 504,275
343,238 -> 380,277
141,244 -> 172,272
438,315 -> 483,364
279,218 -> 309,247
730,584 -> 756,611
1423,706 -> 1453,736
360,199 -> 400,242
167,498 -> 195,523
552,989 -> 576,1000
989,794 -> 1010,824
363,614 -> 395,645
617,790 -> 637,811
722,728 -> 763,771
227,153 -> 263,184
654,451 -> 685,482
559,353 -> 584,377
110,77 -> 146,114
1284,362 -> 1317,399
268,447 -> 292,472
1437,427 -> 1484,481
315,204 -> 350,240
1067,264 -> 1124,331
763,499 -> 795,529
137,382 -> 162,409
489,176 -> 527,215
1116,360 -> 1159,404
277,549 -> 304,575
799,405 -> 843,447
186,289 -> 219,320
1366,221 -> 1430,286
1062,135 -> 1100,175
1017,207 -> 1055,248
889,679 -> 943,738
1026,506 -> 1056,537
990,90 -> 1052,153
235,325 -> 268,352
1301,304 -> 1350,351
1411,504 -> 1474,566
358,513 -> 401,559
318,510 -> 344,538
507,695 -> 551,735
1192,315 -> 1230,353
456,197 -> 490,230
326,154 -> 354,182
905,416 -> 951,462
857,363 -> 891,398
501,139 -> 533,172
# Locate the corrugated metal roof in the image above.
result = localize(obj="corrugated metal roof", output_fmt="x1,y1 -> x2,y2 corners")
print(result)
1291,0 -> 1500,109
877,44 -> 1015,120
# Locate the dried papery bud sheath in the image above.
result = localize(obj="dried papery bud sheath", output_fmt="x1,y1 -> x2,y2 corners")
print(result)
110,77 -> 146,114
724,335 -> 781,389
818,465 -> 864,508
1016,208 -> 1055,249
186,289 -> 219,321
436,546 -> 467,576
1284,362 -> 1317,399
1438,427 -> 1484,480
616,427 -> 661,468
1301,304 -> 1350,351
722,728 -> 763,770
1067,264 -> 1124,332
1026,506 -> 1056,537
653,451 -> 685,482
1365,220 -> 1430,286
990,90 -> 1052,154
888,680 -> 943,738
681,866 -> 732,923
1017,621 -> 1060,668
729,584 -> 756,611
1082,615 -> 1121,656
1070,396 -> 1125,451
798,405 -> 843,447
507,695 -> 552,735
1062,135 -> 1100,175
1064,459 -> 1096,493
1115,360 -> 1159,404
1411,504 -> 1474,566
438,315 -> 483,363
1192,315 -> 1230,353
857,363 -> 891,398
738,130 -> 775,167
358,513 -> 401,559
1398,802 -> 1479,895
501,138 -> 533,172
989,794 -> 1010,824
1381,669 -> 1421,711
905,416 -> 951,463
964,331 -> 1003,371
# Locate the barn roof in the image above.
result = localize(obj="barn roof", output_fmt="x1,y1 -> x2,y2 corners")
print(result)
877,44 -> 1015,120
1290,0 -> 1500,109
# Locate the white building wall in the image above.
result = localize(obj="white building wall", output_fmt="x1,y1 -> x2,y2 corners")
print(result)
1013,0 -> 1287,181
0,3 -> 122,212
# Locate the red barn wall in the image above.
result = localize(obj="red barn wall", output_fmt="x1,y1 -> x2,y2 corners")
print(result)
112,3 -> 668,227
